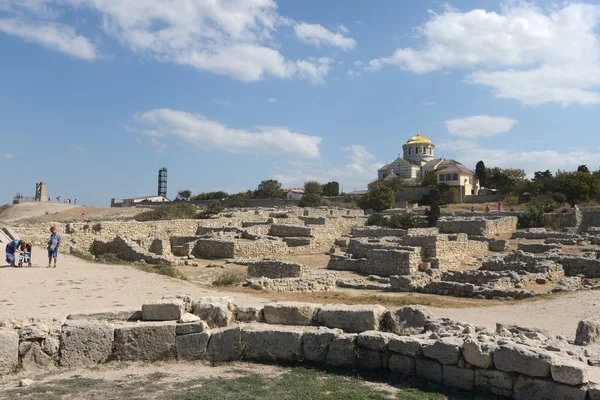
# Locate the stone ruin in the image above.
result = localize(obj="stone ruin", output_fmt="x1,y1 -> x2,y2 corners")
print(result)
2,296 -> 600,399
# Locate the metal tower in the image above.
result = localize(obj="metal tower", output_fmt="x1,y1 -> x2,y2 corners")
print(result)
158,167 -> 167,197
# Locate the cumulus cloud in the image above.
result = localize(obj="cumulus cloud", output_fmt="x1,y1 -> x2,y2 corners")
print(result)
0,18 -> 97,60
347,69 -> 360,77
367,3 -> 600,106
0,0 -> 347,83
294,22 -> 356,50
445,115 -> 517,138
132,108 -> 321,158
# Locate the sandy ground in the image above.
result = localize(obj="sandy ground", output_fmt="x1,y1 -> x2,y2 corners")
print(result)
0,246 -> 598,338
0,203 -> 143,224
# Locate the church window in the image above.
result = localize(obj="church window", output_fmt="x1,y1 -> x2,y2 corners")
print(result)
452,173 -> 458,181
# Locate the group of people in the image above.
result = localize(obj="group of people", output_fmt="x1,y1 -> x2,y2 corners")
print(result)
4,227 -> 62,268
471,201 -> 504,213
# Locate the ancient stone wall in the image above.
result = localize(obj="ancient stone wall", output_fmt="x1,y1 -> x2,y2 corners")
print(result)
246,260 -> 307,279
351,226 -> 407,238
364,249 -> 420,276
90,236 -> 172,265
437,216 -> 517,237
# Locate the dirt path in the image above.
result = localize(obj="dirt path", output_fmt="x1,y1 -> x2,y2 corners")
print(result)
1,246 -> 597,338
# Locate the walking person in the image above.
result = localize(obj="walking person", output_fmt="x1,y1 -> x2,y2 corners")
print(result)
485,204 -> 490,213
497,201 -> 503,212
47,226 -> 62,268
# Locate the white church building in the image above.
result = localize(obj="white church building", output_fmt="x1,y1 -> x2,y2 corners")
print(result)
377,129 -> 480,197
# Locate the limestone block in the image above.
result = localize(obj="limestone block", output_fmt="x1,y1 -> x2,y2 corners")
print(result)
474,369 -> 517,391
179,313 -> 201,323
422,337 -> 463,365
326,334 -> 359,368
513,375 -> 586,400
161,294 -> 194,313
241,324 -> 304,362
206,326 -> 243,363
176,332 -> 210,361
443,365 -> 474,390
263,302 -> 319,326
317,305 -> 387,333
19,342 -> 53,370
359,348 -> 387,370
463,339 -> 495,369
388,306 -> 433,335
67,308 -> 142,322
113,321 -> 176,362
492,343 -> 552,377
41,337 -> 60,359
388,354 -> 415,375
388,336 -> 424,357
193,297 -> 235,328
176,321 -> 209,336
236,305 -> 263,323
589,385 -> 600,400
142,299 -> 185,321
575,319 -> 600,346
415,358 -> 443,383
59,321 -> 114,367
302,327 -> 342,364
357,331 -> 397,351
0,330 -> 19,374
19,323 -> 49,341
550,357 -> 589,386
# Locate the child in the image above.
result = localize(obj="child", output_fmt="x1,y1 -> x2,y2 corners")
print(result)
18,241 -> 32,267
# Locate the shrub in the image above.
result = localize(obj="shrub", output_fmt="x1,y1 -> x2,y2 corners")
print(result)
517,209 -> 544,228
92,223 -> 102,233
366,213 -> 387,226
228,194 -> 248,208
212,271 -> 248,286
299,193 -> 322,207
426,188 -> 442,227
135,203 -> 198,221
388,214 -> 417,229
358,185 -> 395,212
504,196 -> 519,207
197,201 -> 224,219
271,213 -> 289,218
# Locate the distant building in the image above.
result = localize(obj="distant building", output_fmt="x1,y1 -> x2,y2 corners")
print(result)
435,164 -> 479,198
111,195 -> 170,206
283,188 -> 305,200
347,190 -> 368,197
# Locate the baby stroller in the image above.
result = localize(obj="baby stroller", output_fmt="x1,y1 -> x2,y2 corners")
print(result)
18,243 -> 32,267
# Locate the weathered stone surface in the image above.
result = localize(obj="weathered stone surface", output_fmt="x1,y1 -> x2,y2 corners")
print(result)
463,339 -> 495,369
589,385 -> 600,400
59,321 -> 114,367
175,321 -> 209,336
162,294 -> 194,313
550,357 -> 589,386
19,324 -> 49,341
193,297 -> 235,328
19,342 -> 53,370
113,321 -> 176,362
326,334 -> 358,368
443,365 -> 474,390
67,308 -> 141,322
241,324 -> 304,362
302,327 -> 342,364
236,305 -> 263,323
388,336 -> 424,357
41,337 -> 59,358
513,375 -> 586,400
388,306 -> 433,335
176,332 -> 210,361
357,331 -> 397,351
422,337 -> 462,365
206,326 -> 243,363
142,299 -> 185,321
493,343 -> 552,377
475,369 -> 517,391
416,358 -> 443,383
575,319 -> 600,346
178,313 -> 200,323
389,354 -> 415,375
263,302 -> 318,326
0,330 -> 18,374
317,305 -> 386,333
358,349 -> 387,370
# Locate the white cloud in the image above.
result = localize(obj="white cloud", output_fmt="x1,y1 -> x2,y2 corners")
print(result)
132,108 -> 321,158
294,22 -> 356,51
150,138 -> 167,153
1,153 -> 15,160
347,69 -> 360,77
0,18 -> 97,60
367,3 -> 600,106
445,115 -> 517,138
267,97 -> 278,103
0,0 -> 338,83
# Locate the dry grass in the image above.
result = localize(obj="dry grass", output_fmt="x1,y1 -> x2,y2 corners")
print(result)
212,271 -> 248,286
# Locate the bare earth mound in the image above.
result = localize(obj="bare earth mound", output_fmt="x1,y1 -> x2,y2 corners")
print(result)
0,203 -> 142,223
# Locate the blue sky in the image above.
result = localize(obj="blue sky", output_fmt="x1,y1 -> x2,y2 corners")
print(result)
2,0 -> 600,206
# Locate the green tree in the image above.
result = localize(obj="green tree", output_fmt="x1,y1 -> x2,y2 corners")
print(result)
420,172 -> 437,187
578,165 -> 590,173
304,181 -> 323,195
177,190 -> 192,201
194,191 -> 229,201
553,171 -> 600,204
299,193 -> 322,207
322,181 -> 340,197
475,161 -> 487,187
254,179 -> 284,198
358,185 -> 395,212
426,188 -> 442,227
487,167 -> 526,194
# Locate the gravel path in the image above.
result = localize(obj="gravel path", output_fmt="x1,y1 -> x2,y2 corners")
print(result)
1,246 -> 595,338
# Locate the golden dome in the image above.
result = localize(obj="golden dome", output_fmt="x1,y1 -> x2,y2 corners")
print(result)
406,128 -> 432,145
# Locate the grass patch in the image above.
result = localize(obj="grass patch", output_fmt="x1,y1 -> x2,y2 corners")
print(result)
212,271 -> 248,286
